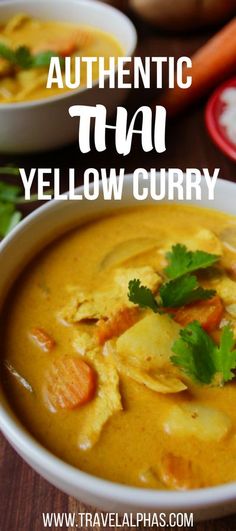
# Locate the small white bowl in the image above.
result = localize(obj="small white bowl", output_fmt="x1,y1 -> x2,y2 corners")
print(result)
1,174 -> 236,520
0,0 -> 137,153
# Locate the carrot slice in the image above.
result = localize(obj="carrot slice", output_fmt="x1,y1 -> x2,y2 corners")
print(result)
44,356 -> 96,411
157,17 -> 236,117
160,453 -> 203,490
173,295 -> 224,332
97,307 -> 140,345
33,38 -> 77,57
30,327 -> 55,352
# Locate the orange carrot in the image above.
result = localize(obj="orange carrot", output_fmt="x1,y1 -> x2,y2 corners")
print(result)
30,327 -> 55,352
33,37 -> 78,58
173,295 -> 224,332
97,307 -> 140,345
160,453 -> 202,490
158,18 -> 236,117
44,356 -> 96,411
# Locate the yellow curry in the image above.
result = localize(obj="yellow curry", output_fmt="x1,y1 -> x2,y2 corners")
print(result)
0,13 -> 122,103
2,204 -> 236,490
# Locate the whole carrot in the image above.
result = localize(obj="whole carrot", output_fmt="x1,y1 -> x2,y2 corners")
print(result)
158,17 -> 236,117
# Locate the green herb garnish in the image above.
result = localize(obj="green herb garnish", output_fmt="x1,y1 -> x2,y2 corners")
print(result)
0,43 -> 63,70
171,322 -> 236,386
128,276 -> 215,312
128,279 -> 159,312
160,275 -> 216,308
164,244 -> 219,279
0,168 -> 22,238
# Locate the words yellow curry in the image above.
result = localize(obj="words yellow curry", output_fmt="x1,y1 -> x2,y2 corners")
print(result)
0,13 -> 122,103
2,204 -> 236,490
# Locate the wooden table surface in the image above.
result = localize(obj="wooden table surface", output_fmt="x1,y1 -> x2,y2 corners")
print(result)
1,10 -> 236,531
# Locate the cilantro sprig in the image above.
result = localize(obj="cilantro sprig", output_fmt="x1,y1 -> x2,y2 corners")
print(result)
0,168 -> 22,238
128,244 -> 219,311
0,166 -> 50,239
128,276 -> 215,312
164,244 -> 219,279
0,42 -> 63,70
171,322 -> 236,386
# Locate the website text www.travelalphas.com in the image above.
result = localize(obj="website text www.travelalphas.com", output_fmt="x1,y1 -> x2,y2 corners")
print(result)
42,511 -> 194,528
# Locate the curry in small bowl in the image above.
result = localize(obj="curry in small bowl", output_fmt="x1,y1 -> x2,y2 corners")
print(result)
2,203 -> 236,491
0,12 -> 122,103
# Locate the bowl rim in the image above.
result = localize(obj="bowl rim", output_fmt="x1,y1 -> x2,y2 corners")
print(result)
205,76 -> 236,162
1,174 -> 236,509
0,0 -> 137,110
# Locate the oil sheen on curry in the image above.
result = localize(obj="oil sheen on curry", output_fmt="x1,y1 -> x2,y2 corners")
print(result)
2,204 -> 236,491
0,13 -> 122,103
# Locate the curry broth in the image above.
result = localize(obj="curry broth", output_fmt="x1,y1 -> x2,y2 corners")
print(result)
2,204 -> 236,489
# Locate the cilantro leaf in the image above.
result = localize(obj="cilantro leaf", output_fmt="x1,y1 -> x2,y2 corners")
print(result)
0,181 -> 21,203
33,51 -> 62,68
165,244 -> 220,279
128,279 -> 159,313
171,321 -> 216,384
214,325 -> 236,383
160,274 -> 216,308
14,46 -> 33,69
0,202 -> 22,238
0,42 -> 15,62
0,42 -> 63,70
171,322 -> 236,386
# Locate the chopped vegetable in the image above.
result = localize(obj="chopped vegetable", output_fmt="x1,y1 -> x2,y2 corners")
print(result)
0,42 -> 63,70
30,327 -> 55,353
116,313 -> 186,394
33,36 -> 78,58
159,453 -> 203,490
164,403 -> 231,442
158,17 -> 236,117
160,274 -> 216,308
173,295 -> 224,332
4,360 -> 33,393
164,244 -> 219,279
171,322 -> 236,386
44,356 -> 97,411
97,307 -> 140,345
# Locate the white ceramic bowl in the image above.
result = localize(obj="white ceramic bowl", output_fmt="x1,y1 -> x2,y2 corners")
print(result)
0,0 -> 137,154
1,174 -> 236,520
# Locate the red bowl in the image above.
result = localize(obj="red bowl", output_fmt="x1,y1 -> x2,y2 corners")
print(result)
205,77 -> 236,162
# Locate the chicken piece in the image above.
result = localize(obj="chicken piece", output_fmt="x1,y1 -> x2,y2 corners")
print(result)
61,267 -> 160,323
77,349 -> 122,450
4,13 -> 30,33
114,266 -> 161,295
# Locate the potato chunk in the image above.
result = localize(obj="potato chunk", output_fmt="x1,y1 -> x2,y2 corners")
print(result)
164,403 -> 231,442
115,314 -> 186,393
213,275 -> 236,306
